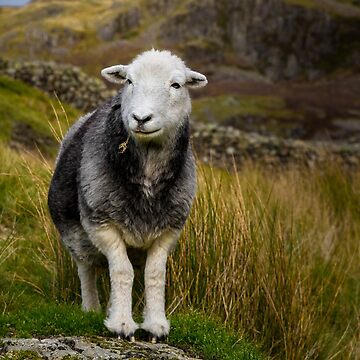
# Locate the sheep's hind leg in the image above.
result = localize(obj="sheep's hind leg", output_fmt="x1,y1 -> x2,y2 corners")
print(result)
62,224 -> 101,312
141,231 -> 179,343
76,261 -> 101,312
83,223 -> 138,341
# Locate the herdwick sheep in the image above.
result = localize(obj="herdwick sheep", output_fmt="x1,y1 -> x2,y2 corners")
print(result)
47,49 -> 207,342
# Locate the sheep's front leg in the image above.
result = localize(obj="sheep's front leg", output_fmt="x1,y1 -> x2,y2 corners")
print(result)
87,225 -> 138,340
141,231 -> 179,342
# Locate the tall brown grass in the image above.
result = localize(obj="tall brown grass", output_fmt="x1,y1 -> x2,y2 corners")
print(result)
167,165 -> 360,359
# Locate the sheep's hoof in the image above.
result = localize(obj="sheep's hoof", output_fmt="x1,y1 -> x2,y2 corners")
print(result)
118,333 -> 135,342
149,334 -> 167,344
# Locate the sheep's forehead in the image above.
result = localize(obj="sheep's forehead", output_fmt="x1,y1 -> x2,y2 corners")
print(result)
129,50 -> 186,82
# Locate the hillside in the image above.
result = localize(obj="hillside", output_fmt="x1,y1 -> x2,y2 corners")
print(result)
0,0 -> 359,80
0,75 -> 80,156
1,0 -> 360,148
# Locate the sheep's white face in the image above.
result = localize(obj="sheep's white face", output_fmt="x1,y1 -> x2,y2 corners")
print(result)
101,50 -> 207,144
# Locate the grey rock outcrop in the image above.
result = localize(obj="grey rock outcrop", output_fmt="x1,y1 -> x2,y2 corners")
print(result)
159,0 -> 360,80
0,337 -> 201,360
98,7 -> 141,41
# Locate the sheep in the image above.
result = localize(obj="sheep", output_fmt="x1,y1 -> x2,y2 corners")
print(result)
47,49 -> 207,342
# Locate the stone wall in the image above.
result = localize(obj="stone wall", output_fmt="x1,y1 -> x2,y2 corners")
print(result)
192,123 -> 360,169
0,58 -> 114,112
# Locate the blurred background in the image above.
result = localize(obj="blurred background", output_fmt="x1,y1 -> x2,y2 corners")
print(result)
1,0 -> 360,167
0,2 -> 360,360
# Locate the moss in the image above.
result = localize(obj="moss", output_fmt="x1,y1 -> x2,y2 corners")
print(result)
284,0 -> 360,17
2,350 -> 42,360
284,0 -> 319,9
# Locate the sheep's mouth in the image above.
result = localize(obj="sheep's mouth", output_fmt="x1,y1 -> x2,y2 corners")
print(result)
134,129 -> 161,135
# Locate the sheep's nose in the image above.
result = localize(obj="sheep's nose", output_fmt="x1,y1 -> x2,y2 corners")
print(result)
132,113 -> 153,125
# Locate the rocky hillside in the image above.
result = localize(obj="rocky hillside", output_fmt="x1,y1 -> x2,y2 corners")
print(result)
0,0 -> 359,80
1,0 -> 360,168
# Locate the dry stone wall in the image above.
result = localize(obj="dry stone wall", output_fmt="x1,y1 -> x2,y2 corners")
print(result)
192,123 -> 360,169
0,58 -> 115,112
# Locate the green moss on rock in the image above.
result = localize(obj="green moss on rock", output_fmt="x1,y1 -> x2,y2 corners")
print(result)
2,350 -> 42,360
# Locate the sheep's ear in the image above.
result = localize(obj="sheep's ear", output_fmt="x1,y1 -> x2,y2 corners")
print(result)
185,69 -> 208,89
101,65 -> 128,84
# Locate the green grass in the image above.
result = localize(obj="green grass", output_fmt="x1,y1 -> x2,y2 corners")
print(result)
0,76 -> 80,156
0,304 -> 262,360
192,94 -> 300,124
170,312 -> 262,360
1,350 -> 42,360
0,303 -> 107,338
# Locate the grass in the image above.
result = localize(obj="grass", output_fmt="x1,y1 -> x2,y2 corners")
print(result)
0,303 -> 262,360
0,138 -> 359,358
0,302 -> 107,338
0,76 -> 80,156
0,83 -> 359,358
192,94 -> 301,124
1,350 -> 42,360
170,312 -> 262,360
0,99 -> 263,358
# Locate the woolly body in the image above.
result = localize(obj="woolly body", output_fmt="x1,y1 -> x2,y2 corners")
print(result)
48,50 -> 207,340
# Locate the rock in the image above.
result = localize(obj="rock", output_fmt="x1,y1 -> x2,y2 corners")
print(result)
158,0 -> 360,80
0,337 -> 201,360
98,7 -> 141,41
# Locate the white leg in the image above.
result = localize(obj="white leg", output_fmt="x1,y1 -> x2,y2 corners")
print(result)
77,261 -> 101,312
85,225 -> 138,338
141,231 -> 178,339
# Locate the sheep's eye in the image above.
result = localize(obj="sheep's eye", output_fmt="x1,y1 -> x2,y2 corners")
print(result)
171,82 -> 181,89
126,79 -> 132,85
